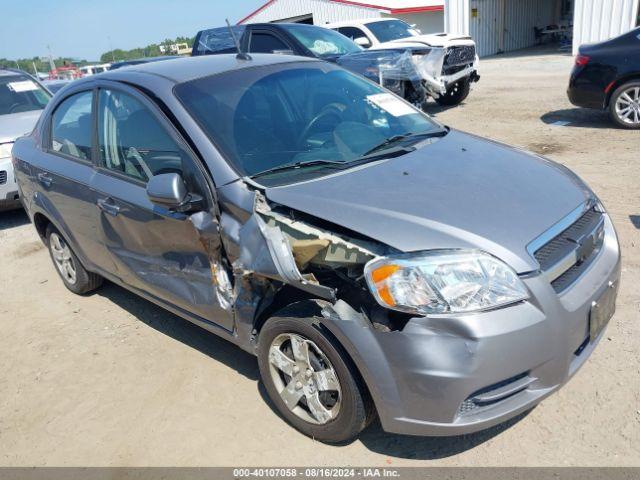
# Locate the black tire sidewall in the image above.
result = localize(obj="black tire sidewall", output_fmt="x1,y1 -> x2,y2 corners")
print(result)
257,316 -> 369,444
609,81 -> 640,130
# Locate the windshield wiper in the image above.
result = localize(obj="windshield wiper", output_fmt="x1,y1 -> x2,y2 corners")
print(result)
364,130 -> 448,156
250,159 -> 347,179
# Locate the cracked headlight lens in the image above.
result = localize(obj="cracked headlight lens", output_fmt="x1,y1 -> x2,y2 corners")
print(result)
364,250 -> 528,315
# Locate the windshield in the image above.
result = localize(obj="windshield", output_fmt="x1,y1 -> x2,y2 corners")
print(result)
0,74 -> 50,116
175,62 -> 443,185
280,24 -> 362,57
365,20 -> 421,43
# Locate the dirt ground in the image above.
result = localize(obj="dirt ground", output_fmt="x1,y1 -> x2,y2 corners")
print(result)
1,48 -> 638,467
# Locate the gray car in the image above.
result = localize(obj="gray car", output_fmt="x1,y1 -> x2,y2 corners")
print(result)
0,69 -> 51,210
13,54 -> 621,443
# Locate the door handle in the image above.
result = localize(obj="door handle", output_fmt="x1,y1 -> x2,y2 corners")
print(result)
97,197 -> 121,216
37,172 -> 53,188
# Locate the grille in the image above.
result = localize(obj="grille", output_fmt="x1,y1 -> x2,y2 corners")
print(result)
0,170 -> 6,185
444,45 -> 476,67
534,208 -> 605,292
457,372 -> 531,417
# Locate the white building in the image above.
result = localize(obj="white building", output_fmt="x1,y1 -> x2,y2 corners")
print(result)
238,0 -> 446,36
238,0 -> 639,57
445,0 -> 640,56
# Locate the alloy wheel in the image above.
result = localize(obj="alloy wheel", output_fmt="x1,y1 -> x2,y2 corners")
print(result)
615,86 -> 640,126
50,232 -> 77,285
268,333 -> 342,425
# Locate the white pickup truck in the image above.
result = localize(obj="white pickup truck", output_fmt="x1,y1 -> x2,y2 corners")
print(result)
326,18 -> 480,107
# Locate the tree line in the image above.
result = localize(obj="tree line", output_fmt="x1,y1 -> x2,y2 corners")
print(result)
99,36 -> 195,63
0,35 -> 195,74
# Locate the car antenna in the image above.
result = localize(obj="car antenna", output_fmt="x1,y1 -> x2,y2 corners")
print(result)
226,19 -> 252,61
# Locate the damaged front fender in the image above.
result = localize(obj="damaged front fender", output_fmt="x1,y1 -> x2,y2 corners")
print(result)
236,209 -> 336,301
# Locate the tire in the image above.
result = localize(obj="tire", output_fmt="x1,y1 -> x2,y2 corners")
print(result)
258,313 -> 373,443
435,78 -> 471,107
608,81 -> 640,129
46,224 -> 103,295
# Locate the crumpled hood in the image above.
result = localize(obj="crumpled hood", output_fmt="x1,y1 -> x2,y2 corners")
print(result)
264,130 -> 592,273
0,110 -> 42,144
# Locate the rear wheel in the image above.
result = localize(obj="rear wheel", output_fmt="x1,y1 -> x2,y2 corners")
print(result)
609,81 -> 640,129
258,315 -> 372,443
46,224 -> 102,294
435,79 -> 471,106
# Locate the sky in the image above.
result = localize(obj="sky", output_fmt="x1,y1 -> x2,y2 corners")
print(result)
0,0 -> 265,61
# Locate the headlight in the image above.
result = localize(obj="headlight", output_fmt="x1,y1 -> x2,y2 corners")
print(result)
0,142 -> 14,159
364,250 -> 528,315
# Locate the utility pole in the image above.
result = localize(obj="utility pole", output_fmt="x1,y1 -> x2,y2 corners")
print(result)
107,36 -> 116,62
46,45 -> 56,72
32,61 -> 38,77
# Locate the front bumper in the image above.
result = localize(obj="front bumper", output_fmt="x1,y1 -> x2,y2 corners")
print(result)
0,156 -> 20,210
326,214 -> 620,436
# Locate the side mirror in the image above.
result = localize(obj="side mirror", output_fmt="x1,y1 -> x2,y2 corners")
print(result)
146,173 -> 189,209
354,37 -> 372,48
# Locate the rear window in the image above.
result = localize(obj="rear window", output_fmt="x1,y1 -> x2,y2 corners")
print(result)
193,26 -> 247,56
0,74 -> 50,116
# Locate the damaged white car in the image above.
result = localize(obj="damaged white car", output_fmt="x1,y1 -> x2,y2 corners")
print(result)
15,54 -> 620,444
327,17 -> 480,106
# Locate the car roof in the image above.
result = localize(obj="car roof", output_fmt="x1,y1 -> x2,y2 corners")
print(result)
97,53 -> 319,84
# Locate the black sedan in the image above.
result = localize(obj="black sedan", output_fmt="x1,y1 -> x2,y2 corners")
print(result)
568,27 -> 640,129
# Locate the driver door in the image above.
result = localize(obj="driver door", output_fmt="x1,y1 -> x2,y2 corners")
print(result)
91,82 -> 234,331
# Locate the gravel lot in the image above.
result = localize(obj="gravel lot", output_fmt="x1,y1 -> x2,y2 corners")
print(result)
1,48 -> 638,467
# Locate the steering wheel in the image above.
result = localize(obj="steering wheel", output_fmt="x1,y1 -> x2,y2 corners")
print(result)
8,103 -> 22,114
296,105 -> 344,147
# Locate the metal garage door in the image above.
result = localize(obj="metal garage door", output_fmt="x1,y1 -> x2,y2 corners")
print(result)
468,0 -> 557,56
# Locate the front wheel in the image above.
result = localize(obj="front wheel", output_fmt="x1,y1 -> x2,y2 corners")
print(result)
435,79 -> 471,106
609,81 -> 640,129
257,315 -> 373,443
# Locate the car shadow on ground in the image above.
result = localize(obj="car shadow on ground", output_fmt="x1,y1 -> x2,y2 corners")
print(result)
541,108 -> 613,129
257,379 -> 530,458
0,208 -> 29,230
422,102 -> 464,117
95,281 -> 260,381
96,280 -> 530,458
629,215 -> 640,229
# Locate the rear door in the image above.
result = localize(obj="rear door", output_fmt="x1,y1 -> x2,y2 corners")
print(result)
91,81 -> 233,331
28,86 -> 117,273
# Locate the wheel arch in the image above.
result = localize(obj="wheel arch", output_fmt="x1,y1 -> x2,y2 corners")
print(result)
604,73 -> 640,107
29,204 -> 92,271
254,297 -> 401,425
33,211 -> 51,241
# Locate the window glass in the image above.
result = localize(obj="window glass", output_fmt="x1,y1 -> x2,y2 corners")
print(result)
175,62 -> 443,185
280,24 -> 362,57
365,20 -> 421,43
193,26 -> 247,55
51,90 -> 93,160
337,27 -> 368,42
0,74 -> 50,116
249,33 -> 290,53
97,89 -> 188,183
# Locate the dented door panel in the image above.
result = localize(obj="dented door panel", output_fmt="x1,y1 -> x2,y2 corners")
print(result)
92,171 -> 234,331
